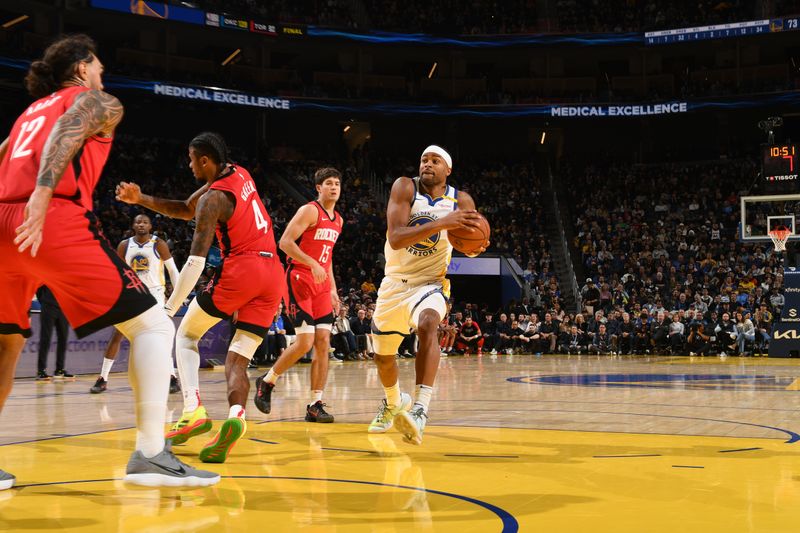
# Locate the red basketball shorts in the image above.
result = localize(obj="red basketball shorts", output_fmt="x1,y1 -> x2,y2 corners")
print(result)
285,264 -> 334,332
0,199 -> 157,338
196,254 -> 285,337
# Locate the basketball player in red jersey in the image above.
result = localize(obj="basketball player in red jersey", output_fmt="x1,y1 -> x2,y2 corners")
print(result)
253,168 -> 343,422
116,132 -> 284,463
0,35 -> 219,488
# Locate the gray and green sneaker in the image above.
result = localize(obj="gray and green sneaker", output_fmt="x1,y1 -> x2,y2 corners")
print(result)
367,392 -> 412,433
0,469 -> 16,490
394,406 -> 428,446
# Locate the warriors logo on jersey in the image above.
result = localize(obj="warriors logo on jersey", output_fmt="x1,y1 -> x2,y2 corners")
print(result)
130,255 -> 151,273
408,214 -> 441,255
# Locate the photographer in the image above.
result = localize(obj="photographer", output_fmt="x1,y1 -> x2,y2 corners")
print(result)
714,312 -> 737,356
687,321 -> 711,356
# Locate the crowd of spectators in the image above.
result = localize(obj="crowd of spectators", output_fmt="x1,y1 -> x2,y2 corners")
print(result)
559,158 -> 784,356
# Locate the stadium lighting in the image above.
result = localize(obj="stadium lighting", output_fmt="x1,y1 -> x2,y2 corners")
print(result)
343,125 -> 351,133
428,62 -> 438,79
540,131 -> 546,144
2,15 -> 29,29
221,48 -> 241,66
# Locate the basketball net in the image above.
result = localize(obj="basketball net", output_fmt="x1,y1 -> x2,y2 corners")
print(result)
769,226 -> 791,252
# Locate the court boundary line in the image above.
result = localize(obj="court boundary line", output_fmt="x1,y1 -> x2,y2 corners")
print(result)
11,475 -> 520,533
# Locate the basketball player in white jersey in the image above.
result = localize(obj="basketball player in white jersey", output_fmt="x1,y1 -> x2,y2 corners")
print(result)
367,145 -> 486,445
89,214 -> 181,393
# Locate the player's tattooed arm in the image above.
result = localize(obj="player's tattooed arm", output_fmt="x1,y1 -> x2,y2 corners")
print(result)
36,90 -> 123,189
116,183 -> 209,221
189,190 -> 230,257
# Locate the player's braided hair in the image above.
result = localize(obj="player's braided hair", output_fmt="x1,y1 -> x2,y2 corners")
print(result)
189,132 -> 229,165
314,167 -> 342,185
25,34 -> 98,99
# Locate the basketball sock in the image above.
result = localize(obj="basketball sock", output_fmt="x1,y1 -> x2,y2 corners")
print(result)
384,381 -> 401,409
414,384 -> 433,413
228,404 -> 245,419
265,368 -> 280,385
117,305 -> 175,458
176,339 -> 201,412
311,390 -> 323,404
175,301 -> 220,413
100,358 -> 115,381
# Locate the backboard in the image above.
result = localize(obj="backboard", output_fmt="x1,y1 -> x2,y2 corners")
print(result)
739,194 -> 800,243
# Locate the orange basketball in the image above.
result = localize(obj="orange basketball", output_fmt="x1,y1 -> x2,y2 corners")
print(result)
448,213 -> 490,255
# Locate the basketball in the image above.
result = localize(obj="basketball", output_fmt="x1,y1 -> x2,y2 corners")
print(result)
448,214 -> 490,255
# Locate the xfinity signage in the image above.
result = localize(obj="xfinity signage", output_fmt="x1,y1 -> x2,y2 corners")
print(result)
551,102 -> 688,118
447,257 -> 500,276
153,83 -> 291,110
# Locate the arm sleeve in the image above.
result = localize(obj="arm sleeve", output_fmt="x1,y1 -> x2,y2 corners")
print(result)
164,255 -> 206,317
164,257 -> 180,287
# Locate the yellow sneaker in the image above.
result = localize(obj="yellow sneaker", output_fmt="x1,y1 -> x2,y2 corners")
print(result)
165,406 -> 213,445
199,417 -> 247,463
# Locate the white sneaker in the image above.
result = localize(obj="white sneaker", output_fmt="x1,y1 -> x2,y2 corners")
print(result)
367,393 -> 413,433
490,349 -> 497,355
394,406 -> 428,446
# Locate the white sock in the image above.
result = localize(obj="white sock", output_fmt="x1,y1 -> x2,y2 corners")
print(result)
117,305 -> 175,458
176,332 -> 202,412
175,299 -> 220,413
311,390 -> 323,404
414,384 -> 433,413
265,368 -> 280,385
384,381 -> 401,408
229,404 -> 245,419
100,358 -> 115,381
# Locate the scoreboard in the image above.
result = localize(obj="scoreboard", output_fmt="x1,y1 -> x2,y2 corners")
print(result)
763,144 -> 798,183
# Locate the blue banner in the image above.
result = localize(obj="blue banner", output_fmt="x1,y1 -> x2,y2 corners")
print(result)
307,27 -> 641,47
90,0 -> 204,25
1,57 -> 798,118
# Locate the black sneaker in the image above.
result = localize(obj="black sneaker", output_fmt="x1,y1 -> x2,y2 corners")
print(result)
54,369 -> 74,379
169,375 -> 181,394
90,377 -> 107,394
36,370 -> 51,381
254,375 -> 275,414
305,401 -> 334,423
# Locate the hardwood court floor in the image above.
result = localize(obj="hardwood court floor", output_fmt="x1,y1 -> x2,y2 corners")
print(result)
2,354 -> 800,532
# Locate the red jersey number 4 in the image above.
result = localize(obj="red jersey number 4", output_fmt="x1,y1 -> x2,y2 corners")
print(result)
252,200 -> 269,233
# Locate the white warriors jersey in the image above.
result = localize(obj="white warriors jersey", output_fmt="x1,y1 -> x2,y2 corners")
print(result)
125,236 -> 165,291
384,177 -> 457,284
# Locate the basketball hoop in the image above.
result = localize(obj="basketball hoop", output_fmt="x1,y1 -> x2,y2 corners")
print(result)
769,226 -> 792,252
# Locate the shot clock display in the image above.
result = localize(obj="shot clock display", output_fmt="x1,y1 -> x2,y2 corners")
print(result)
763,144 -> 798,183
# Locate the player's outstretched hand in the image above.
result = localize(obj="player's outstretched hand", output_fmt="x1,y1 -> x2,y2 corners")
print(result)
15,186 -> 53,257
440,209 -> 482,231
116,181 -> 142,204
311,262 -> 328,284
